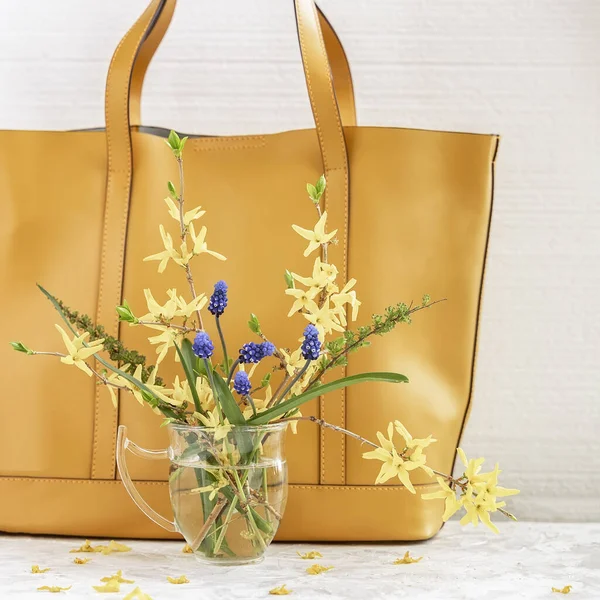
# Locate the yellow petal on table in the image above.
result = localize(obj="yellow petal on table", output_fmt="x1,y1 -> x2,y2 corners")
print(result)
297,551 -> 323,560
37,586 -> 72,593
31,565 -> 50,573
100,570 -> 134,584
96,540 -> 132,555
393,551 -> 423,564
269,584 -> 292,595
73,557 -> 91,564
93,579 -> 121,593
182,544 -> 194,554
306,564 -> 334,575
69,539 -> 97,553
167,575 -> 190,584
123,587 -> 153,600
552,586 -> 572,594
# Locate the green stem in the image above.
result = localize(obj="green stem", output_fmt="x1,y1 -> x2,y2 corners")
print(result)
215,315 -> 229,374
203,358 -> 223,421
213,496 -> 239,555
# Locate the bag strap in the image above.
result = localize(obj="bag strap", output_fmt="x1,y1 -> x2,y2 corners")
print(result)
128,0 -> 357,127
99,0 -> 349,484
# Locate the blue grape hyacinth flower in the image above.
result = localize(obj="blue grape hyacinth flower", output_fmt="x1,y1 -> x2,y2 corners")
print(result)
301,324 -> 321,360
208,280 -> 228,317
192,331 -> 214,359
239,341 -> 275,364
233,371 -> 252,396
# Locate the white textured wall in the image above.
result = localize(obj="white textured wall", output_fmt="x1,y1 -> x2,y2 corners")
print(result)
1,0 -> 599,521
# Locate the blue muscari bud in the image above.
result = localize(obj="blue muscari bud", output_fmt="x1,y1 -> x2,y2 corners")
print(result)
208,280 -> 228,317
301,324 -> 321,360
192,331 -> 214,359
233,371 -> 252,396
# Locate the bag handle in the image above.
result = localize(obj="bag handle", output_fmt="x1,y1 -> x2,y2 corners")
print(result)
128,0 -> 357,127
97,0 -> 349,484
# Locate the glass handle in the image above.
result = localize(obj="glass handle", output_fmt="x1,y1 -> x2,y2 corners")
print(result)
116,425 -> 177,533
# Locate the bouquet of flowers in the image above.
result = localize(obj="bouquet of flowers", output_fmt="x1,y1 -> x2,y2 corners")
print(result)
12,131 -> 518,563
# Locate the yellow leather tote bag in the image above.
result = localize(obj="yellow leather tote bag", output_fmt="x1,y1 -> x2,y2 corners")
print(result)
0,0 -> 498,541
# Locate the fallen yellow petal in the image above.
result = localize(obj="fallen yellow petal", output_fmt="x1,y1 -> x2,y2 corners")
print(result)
552,586 -> 572,594
93,579 -> 121,593
393,551 -> 423,565
167,575 -> 190,584
123,588 -> 153,600
306,564 -> 334,575
31,565 -> 50,573
297,551 -> 323,560
182,544 -> 194,554
73,557 -> 91,564
269,584 -> 292,595
70,539 -> 96,553
37,586 -> 71,593
100,570 -> 134,584
96,540 -> 132,555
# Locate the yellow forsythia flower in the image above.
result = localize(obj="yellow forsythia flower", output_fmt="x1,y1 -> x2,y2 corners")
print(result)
55,325 -> 104,377
297,551 -> 323,560
292,211 -> 337,256
189,223 -> 226,261
73,557 -> 91,564
306,564 -> 334,575
552,585 -> 572,594
93,579 -> 121,593
37,586 -> 71,593
163,196 -> 205,227
421,477 -> 464,521
167,575 -> 190,584
31,565 -> 50,573
100,570 -> 134,584
362,422 -> 433,493
182,544 -> 193,554
123,588 -> 153,600
393,551 -> 423,564
269,584 -> 292,595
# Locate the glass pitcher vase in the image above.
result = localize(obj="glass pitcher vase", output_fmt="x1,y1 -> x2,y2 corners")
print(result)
116,422 -> 288,565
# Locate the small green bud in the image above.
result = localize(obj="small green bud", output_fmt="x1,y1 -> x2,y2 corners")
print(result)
261,372 -> 272,387
422,294 -> 431,307
167,180 -> 177,199
165,130 -> 186,158
284,269 -> 295,289
248,313 -> 262,335
116,300 -> 137,324
306,183 -> 318,201
10,341 -> 33,355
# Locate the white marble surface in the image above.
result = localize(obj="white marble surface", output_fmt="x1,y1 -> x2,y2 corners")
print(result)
1,523 -> 599,599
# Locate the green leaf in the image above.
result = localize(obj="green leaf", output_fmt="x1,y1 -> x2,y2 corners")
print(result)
174,341 -> 202,413
10,341 -> 33,355
261,372 -> 272,387
315,174 -> 326,196
306,183 -> 318,200
248,372 -> 409,425
284,270 -> 295,289
248,313 -> 262,335
211,373 -> 246,426
167,130 -> 180,150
